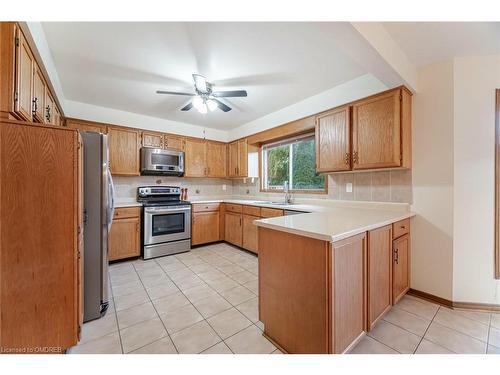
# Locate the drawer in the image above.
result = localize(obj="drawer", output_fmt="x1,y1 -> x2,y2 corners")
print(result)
261,207 -> 284,218
113,206 -> 141,219
192,203 -> 221,213
393,218 -> 410,239
225,203 -> 243,213
243,205 -> 261,216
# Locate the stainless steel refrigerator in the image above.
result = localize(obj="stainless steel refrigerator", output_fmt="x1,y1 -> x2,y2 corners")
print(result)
81,131 -> 115,322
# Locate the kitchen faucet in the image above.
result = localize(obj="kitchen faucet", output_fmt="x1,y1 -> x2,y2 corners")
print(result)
284,181 -> 292,204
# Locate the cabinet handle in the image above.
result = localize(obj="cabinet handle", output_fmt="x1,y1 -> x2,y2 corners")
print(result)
394,248 -> 399,264
352,151 -> 359,164
32,97 -> 38,114
45,105 -> 51,122
344,152 -> 350,165
400,225 -> 406,230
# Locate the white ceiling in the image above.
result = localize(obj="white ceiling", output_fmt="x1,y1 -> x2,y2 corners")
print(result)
42,22 -> 367,130
383,22 -> 500,67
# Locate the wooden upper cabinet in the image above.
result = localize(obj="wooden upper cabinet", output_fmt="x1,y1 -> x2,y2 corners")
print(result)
164,134 -> 185,151
367,225 -> 393,330
392,233 -> 410,304
65,118 -> 107,134
185,138 -> 207,177
352,89 -> 401,170
228,139 -> 248,177
228,141 -> 239,177
32,64 -> 46,123
142,131 -> 163,148
53,104 -> 62,126
108,127 -> 141,176
14,27 -> 34,121
315,106 -> 351,173
206,142 -> 227,177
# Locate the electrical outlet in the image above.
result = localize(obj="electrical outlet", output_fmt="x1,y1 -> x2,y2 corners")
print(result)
222,184 -> 226,191
346,182 -> 353,193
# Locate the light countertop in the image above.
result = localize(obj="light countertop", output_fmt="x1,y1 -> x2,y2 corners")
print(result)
254,208 -> 415,242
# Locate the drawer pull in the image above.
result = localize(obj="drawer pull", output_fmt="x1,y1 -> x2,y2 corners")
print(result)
400,225 -> 406,229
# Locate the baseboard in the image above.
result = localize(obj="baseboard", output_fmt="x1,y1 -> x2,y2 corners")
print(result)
408,289 -> 500,312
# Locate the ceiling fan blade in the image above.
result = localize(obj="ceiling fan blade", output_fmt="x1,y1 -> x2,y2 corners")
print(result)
156,90 -> 195,96
213,99 -> 232,112
192,74 -> 208,93
180,102 -> 193,111
212,90 -> 248,98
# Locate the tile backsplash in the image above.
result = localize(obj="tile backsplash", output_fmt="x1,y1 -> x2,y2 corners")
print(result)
115,169 -> 412,204
232,169 -> 412,204
113,176 -> 233,200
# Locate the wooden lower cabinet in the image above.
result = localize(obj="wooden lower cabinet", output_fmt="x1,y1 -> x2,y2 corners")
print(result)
108,207 -> 141,261
242,214 -> 259,253
392,233 -> 410,304
367,225 -> 393,330
225,212 -> 243,247
331,233 -> 367,353
192,211 -> 220,246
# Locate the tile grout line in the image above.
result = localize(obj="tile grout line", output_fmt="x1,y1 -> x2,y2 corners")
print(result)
132,259 -> 179,354
157,253 -> 232,353
108,265 -> 126,354
412,303 -> 441,354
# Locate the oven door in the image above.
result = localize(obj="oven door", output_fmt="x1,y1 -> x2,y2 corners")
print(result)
144,206 -> 191,245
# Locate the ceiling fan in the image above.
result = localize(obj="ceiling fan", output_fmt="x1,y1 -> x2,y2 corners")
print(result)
156,74 -> 247,114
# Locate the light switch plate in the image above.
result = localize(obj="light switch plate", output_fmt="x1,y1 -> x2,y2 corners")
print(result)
222,184 -> 227,191
346,182 -> 353,193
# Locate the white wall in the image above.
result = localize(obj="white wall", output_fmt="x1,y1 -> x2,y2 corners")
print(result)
228,74 -> 387,141
411,61 -> 455,300
65,100 -> 228,142
452,55 -> 500,304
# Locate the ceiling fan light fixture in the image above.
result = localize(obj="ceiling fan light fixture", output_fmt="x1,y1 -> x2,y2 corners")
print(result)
206,99 -> 218,112
192,95 -> 204,110
198,103 -> 208,114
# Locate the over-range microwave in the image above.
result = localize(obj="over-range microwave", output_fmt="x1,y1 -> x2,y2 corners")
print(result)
140,147 -> 184,176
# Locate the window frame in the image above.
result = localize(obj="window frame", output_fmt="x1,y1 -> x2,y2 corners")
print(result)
259,132 -> 327,194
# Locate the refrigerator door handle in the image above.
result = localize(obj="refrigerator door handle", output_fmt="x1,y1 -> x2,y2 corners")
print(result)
107,168 -> 115,232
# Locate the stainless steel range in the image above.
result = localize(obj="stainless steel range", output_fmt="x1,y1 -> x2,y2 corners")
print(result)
138,186 -> 191,259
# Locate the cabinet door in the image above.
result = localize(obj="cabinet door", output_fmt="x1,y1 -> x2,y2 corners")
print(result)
44,89 -> 55,125
192,211 -> 220,245
237,139 -> 248,177
367,225 -> 392,330
206,142 -> 227,177
352,90 -> 401,170
142,131 -> 163,148
185,139 -> 207,177
315,106 -> 351,172
242,214 -> 259,253
108,217 -> 140,261
228,141 -> 239,177
32,65 -> 45,122
331,233 -> 366,353
164,135 -> 185,151
14,28 -> 34,121
392,234 -> 410,304
225,212 -> 242,247
108,127 -> 140,176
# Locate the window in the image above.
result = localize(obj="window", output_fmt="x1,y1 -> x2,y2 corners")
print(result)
261,133 -> 325,192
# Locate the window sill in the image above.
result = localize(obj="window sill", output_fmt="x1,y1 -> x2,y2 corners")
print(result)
260,189 -> 327,195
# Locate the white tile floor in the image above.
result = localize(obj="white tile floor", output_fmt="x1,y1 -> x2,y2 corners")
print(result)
349,294 -> 500,354
70,243 -> 279,354
69,242 -> 500,355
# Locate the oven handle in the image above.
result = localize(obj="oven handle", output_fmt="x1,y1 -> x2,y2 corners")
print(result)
144,206 -> 191,214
